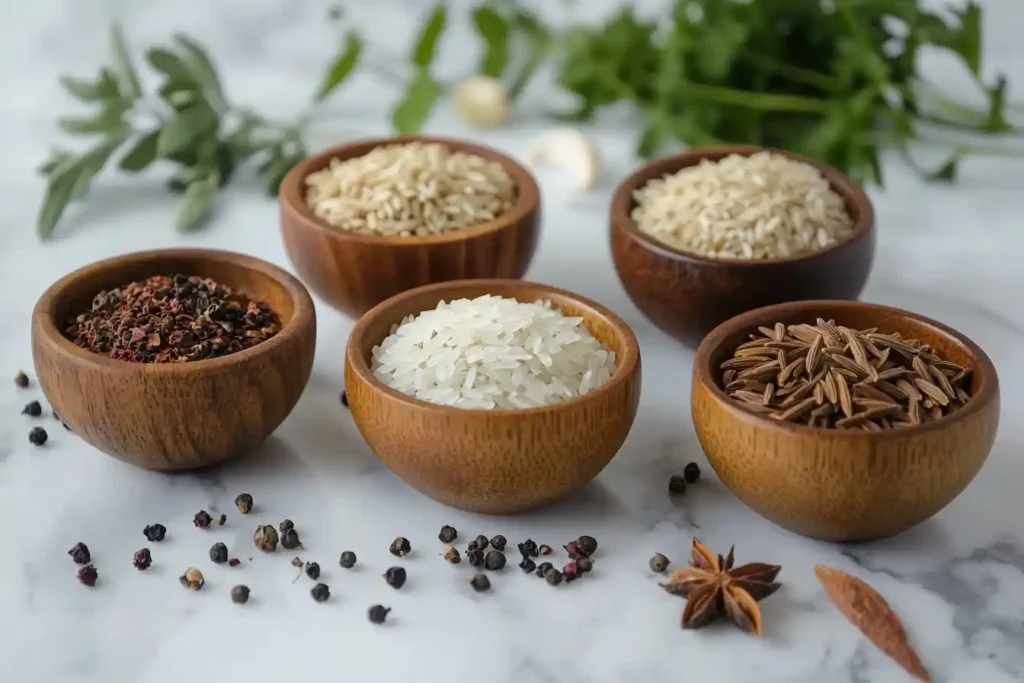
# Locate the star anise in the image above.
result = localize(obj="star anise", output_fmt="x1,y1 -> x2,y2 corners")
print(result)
660,537 -> 782,636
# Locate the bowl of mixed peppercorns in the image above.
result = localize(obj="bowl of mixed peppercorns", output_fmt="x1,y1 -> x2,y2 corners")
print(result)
31,248 -> 317,471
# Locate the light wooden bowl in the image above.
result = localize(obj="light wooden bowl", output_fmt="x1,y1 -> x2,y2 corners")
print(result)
31,248 -> 317,472
610,145 -> 876,349
344,279 -> 642,513
279,135 -> 541,318
692,300 -> 1000,542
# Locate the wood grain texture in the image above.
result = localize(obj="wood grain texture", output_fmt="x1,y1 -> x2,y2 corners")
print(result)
610,145 -> 876,349
344,279 -> 642,514
31,249 -> 317,472
691,300 -> 999,542
279,135 -> 541,318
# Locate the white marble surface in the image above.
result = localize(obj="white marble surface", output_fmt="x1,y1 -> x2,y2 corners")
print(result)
2,1 -> 1024,681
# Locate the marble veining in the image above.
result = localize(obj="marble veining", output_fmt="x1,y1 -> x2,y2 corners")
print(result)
1,0 -> 1023,681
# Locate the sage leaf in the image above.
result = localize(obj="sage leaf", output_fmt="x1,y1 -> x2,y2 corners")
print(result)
314,30 -> 362,102
38,152 -> 74,177
58,103 -> 130,135
260,152 -> 303,196
507,11 -> 550,100
392,70 -> 440,134
59,71 -> 121,102
471,7 -> 509,78
146,48 -> 194,83
37,134 -> 128,238
173,34 -> 227,110
157,104 -> 218,157
118,129 -> 161,172
176,170 -> 220,231
72,131 -> 130,201
411,5 -> 447,69
108,24 -> 142,99
928,154 -> 960,182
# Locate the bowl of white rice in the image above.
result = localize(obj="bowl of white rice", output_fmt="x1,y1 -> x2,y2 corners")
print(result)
344,279 -> 642,514
280,135 -> 541,318
610,145 -> 875,349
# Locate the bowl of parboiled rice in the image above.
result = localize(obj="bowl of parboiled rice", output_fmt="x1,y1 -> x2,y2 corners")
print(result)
279,135 -> 541,317
610,144 -> 876,349
344,279 -> 642,514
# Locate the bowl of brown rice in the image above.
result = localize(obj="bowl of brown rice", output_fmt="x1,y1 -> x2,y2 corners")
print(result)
279,135 -> 541,317
610,145 -> 875,348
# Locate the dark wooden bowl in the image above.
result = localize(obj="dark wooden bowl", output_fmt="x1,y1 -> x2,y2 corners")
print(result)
610,145 -> 876,349
345,279 -> 642,513
692,300 -> 999,542
31,249 -> 317,472
279,135 -> 541,318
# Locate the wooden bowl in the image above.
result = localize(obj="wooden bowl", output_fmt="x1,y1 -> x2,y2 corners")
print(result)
610,145 -> 876,349
344,279 -> 642,513
279,135 -> 541,318
692,300 -> 1000,542
31,248 -> 317,472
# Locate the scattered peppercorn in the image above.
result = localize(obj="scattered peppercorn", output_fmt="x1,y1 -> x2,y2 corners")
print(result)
469,573 -> 491,592
489,535 -> 507,551
14,370 -> 29,388
438,525 -> 458,544
443,546 -> 462,564
389,537 -> 411,558
180,567 -> 204,590
68,542 -> 91,565
281,529 -> 301,550
193,511 -> 213,529
546,569 -> 563,586
684,462 -> 702,484
254,525 -> 279,552
133,548 -> 153,570
649,553 -> 670,573
535,562 -> 553,578
467,549 -> 484,567
518,539 -> 539,557
209,542 -> 229,564
484,550 -> 506,571
311,583 -> 330,602
339,551 -> 357,569
28,427 -> 47,446
384,566 -> 407,589
215,513 -> 227,526
538,544 -> 553,556
228,558 -> 241,567
22,401 -> 42,417
291,557 -> 303,568
77,565 -> 98,587
519,557 -> 537,573
143,524 -> 166,542
305,562 -> 321,580
234,493 -> 254,514
564,540 -> 581,558
669,475 -> 687,495
575,556 -> 594,574
340,391 -> 348,407
562,562 -> 579,582
577,535 -> 598,557
279,519 -> 294,533
468,535 -> 489,552
368,605 -> 391,624
231,585 -> 250,604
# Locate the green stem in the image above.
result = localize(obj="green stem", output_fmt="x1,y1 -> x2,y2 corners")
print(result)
858,131 -> 1024,158
738,51 -> 836,92
679,82 -> 830,113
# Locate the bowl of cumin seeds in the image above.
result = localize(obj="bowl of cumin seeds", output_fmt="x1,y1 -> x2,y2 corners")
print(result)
691,299 -> 999,542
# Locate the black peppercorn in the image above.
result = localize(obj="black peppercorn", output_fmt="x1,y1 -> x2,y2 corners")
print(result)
517,539 -> 539,557
215,513 -> 226,526
684,462 -> 702,484
254,524 -> 279,552
231,585 -> 250,604
469,573 -> 491,592
14,370 -> 29,388
340,391 -> 349,407
384,566 -> 407,589
28,427 -> 47,446
133,548 -> 153,570
575,556 -> 594,573
234,493 -> 253,514
443,546 -> 462,564
77,565 -> 98,587
649,553 -> 670,573
339,551 -> 357,569
368,604 -> 391,624
305,562 -> 321,580
143,524 -> 167,542
466,549 -> 484,567
279,519 -> 294,533
577,535 -> 598,557
22,401 -> 42,417
68,542 -> 91,565
291,557 -> 303,568
281,529 -> 301,550
389,537 -> 411,558
546,569 -> 563,586
519,557 -> 536,573
535,561 -> 553,578
669,475 -> 687,495
484,550 -> 506,570
311,583 -> 330,602
438,525 -> 458,544
538,544 -> 553,556
468,535 -> 489,552
209,542 -> 229,564
193,511 -> 213,529
489,535 -> 507,551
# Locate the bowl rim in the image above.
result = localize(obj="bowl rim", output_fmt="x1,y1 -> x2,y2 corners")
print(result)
345,278 -> 641,417
610,144 -> 875,267
279,134 -> 541,246
693,299 -> 999,438
32,247 -> 316,375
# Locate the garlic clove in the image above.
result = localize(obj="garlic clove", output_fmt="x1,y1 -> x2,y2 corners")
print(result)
454,76 -> 510,129
523,129 -> 600,191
